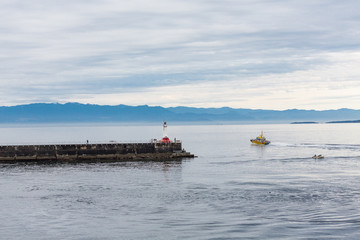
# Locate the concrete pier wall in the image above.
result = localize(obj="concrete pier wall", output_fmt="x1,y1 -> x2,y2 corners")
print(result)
0,142 -> 192,163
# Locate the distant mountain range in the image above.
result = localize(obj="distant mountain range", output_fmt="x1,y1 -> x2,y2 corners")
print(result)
0,103 -> 359,123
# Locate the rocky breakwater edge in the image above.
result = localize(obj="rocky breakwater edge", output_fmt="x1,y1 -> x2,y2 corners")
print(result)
0,141 -> 195,164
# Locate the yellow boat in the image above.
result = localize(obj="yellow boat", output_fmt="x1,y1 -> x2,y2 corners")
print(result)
250,131 -> 270,145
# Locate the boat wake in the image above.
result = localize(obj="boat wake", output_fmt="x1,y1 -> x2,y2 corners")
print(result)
264,155 -> 360,162
272,142 -> 360,151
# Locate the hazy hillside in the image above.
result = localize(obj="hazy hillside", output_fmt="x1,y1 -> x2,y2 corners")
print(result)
0,103 -> 359,123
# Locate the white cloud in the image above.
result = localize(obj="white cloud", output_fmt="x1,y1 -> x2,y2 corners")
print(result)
0,0 -> 360,109
57,51 -> 360,110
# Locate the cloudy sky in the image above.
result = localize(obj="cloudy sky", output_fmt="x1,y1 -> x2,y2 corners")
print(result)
1,0 -> 359,110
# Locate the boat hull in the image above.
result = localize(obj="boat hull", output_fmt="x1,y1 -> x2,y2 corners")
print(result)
250,139 -> 270,145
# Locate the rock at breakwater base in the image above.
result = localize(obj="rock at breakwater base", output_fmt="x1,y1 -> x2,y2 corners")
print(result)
0,142 -> 195,163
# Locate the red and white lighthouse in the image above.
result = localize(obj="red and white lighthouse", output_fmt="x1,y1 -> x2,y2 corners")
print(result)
161,121 -> 171,143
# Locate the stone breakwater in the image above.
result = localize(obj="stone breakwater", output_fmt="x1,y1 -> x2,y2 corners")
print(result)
0,142 -> 194,163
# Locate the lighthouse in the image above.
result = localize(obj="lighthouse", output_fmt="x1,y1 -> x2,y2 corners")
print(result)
161,122 -> 171,143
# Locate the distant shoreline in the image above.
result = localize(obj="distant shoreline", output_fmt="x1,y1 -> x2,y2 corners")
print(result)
326,120 -> 360,124
291,121 -> 319,124
291,120 -> 360,124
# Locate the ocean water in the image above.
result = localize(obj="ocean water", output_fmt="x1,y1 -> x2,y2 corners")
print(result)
1,123 -> 360,239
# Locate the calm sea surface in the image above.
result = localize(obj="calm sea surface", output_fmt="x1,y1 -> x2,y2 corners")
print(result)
1,123 -> 360,239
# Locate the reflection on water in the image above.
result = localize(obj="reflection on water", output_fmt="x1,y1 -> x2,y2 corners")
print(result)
1,123 -> 360,239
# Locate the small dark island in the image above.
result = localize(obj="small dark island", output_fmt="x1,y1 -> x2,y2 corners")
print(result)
291,121 -> 319,124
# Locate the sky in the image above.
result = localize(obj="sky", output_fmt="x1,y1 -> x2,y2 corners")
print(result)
0,0 -> 360,110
